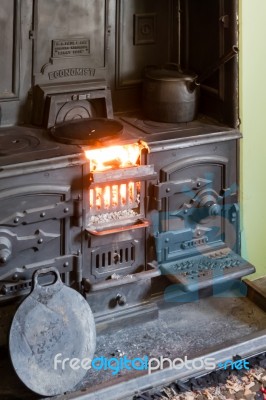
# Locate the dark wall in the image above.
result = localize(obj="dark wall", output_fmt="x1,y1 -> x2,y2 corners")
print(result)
0,0 -> 238,127
0,0 -> 32,126
180,0 -> 239,126
108,0 -> 176,112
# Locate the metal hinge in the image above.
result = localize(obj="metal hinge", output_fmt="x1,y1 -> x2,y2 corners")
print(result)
0,254 -> 77,287
29,30 -> 35,40
220,15 -> 229,28
0,200 -> 76,227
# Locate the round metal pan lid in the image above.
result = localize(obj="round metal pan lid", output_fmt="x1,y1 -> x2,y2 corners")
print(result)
50,118 -> 124,145
9,268 -> 96,397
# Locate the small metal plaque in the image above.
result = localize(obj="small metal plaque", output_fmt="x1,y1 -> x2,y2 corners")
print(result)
134,14 -> 156,45
52,39 -> 90,58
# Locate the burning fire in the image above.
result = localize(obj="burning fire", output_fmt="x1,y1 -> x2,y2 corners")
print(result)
90,182 -> 139,210
86,142 -> 145,214
84,142 -> 149,172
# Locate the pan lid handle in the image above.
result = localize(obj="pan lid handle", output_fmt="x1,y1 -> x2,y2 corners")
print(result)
33,267 -> 62,291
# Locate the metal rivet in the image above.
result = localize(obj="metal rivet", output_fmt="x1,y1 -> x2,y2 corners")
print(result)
197,231 -> 201,236
166,188 -> 171,193
64,262 -> 69,268
14,217 -> 19,223
165,238 -> 169,243
13,273 -> 19,281
38,238 -> 44,244
1,286 -> 7,295
116,294 -> 126,306
184,209 -> 188,214
40,212 -> 46,218
64,208 -> 69,213
197,182 -> 201,187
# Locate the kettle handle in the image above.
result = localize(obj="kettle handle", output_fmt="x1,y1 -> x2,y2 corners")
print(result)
195,45 -> 239,85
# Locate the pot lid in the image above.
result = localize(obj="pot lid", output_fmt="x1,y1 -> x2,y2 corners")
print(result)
50,118 -> 124,145
9,267 -> 96,397
145,66 -> 197,82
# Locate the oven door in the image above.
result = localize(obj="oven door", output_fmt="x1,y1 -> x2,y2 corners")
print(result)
151,154 -> 255,292
0,182 -> 80,299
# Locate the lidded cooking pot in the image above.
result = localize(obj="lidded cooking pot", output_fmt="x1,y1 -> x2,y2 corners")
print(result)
143,46 -> 239,123
143,65 -> 199,123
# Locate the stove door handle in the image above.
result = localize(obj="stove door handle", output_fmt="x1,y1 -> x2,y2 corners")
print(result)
86,219 -> 150,236
0,237 -> 12,264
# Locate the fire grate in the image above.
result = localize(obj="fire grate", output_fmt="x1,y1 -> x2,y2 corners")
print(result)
89,182 -> 140,217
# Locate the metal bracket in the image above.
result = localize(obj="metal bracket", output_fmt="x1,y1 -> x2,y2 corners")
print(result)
89,165 -> 156,186
153,178 -> 212,210
0,254 -> 79,295
0,200 -> 74,226
0,229 -> 60,265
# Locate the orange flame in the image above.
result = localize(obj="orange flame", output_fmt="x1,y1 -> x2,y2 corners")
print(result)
120,184 -> 127,206
90,182 -> 139,210
85,142 -> 148,172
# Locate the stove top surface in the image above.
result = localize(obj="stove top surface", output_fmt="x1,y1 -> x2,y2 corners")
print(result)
0,116 -> 241,168
120,114 -> 237,139
0,133 -> 41,156
0,126 -> 83,167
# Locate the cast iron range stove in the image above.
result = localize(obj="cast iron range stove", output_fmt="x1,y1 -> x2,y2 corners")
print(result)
0,92 -> 256,399
0,118 -> 255,331
0,0 -> 259,397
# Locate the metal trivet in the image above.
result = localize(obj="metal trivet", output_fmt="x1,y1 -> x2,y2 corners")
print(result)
160,247 -> 255,292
